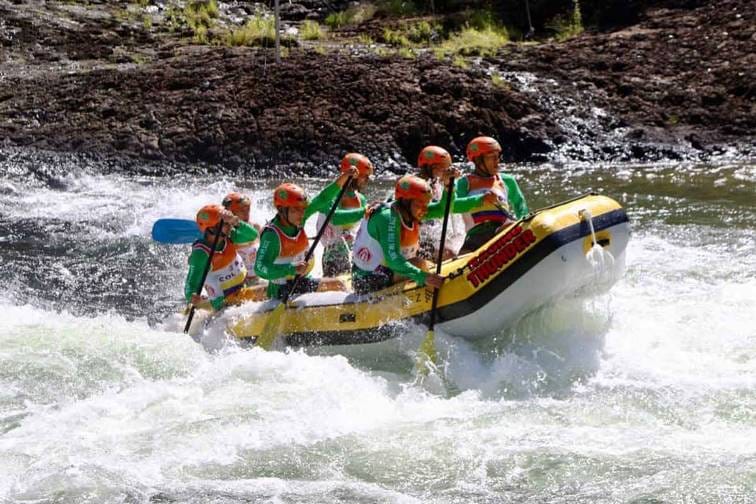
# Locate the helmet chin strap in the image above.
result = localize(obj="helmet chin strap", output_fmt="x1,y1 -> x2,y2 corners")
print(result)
279,207 -> 292,227
474,159 -> 497,177
396,199 -> 415,224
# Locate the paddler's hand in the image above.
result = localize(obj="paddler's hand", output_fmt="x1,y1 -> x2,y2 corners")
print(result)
365,200 -> 383,218
219,209 -> 240,227
294,261 -> 309,275
483,190 -> 502,206
442,166 -> 461,183
495,217 -> 515,234
336,166 -> 359,187
424,273 -> 445,289
190,294 -> 206,307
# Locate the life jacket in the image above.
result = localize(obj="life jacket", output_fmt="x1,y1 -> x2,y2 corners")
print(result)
265,221 -> 313,284
234,221 -> 260,279
317,191 -> 365,247
191,239 -> 247,301
353,204 -> 420,273
462,173 -> 511,231
430,178 -> 444,202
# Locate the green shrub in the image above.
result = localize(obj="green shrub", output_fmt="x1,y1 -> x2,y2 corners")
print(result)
381,21 -> 440,47
452,55 -> 468,68
406,20 -> 438,43
164,5 -> 186,32
325,3 -> 377,29
465,8 -> 497,31
183,0 -> 219,43
379,0 -> 418,17
325,11 -> 348,29
546,0 -> 584,42
301,20 -> 325,40
358,34 -> 375,45
193,24 -> 208,44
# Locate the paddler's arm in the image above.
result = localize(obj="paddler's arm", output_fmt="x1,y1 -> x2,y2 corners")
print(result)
254,228 -> 297,281
449,177 -> 486,213
378,209 -> 427,285
331,201 -> 366,226
184,249 -> 224,310
423,183 -> 472,220
184,249 -> 207,303
304,169 -> 358,220
502,173 -> 528,218
229,220 -> 259,243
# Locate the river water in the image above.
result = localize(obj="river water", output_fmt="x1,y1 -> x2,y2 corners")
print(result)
1,151 -> 754,503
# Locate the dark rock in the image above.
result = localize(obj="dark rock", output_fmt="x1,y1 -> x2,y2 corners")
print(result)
0,0 -> 753,173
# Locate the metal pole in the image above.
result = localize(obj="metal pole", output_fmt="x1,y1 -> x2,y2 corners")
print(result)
274,0 -> 281,63
525,0 -> 535,39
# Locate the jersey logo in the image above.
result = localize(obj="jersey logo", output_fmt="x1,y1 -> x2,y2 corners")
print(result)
356,247 -> 372,263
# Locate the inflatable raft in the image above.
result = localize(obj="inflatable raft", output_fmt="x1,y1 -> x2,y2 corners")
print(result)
222,193 -> 630,346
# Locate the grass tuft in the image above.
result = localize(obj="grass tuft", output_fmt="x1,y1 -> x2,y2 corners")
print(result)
491,73 -> 510,90
383,28 -> 410,47
436,26 -> 508,57
224,15 -> 276,47
301,20 -> 325,40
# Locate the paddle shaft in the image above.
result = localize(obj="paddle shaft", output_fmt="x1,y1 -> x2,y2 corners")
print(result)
427,176 -> 455,331
184,220 -> 224,333
281,176 -> 353,304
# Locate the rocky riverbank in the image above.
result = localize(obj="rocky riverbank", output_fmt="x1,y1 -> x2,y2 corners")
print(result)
0,0 -> 753,175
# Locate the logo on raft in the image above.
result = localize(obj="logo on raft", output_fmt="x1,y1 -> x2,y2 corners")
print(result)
466,225 -> 537,288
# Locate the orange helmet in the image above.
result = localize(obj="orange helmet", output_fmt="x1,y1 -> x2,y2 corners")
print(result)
466,136 -> 502,161
418,145 -> 452,169
196,204 -> 224,233
222,192 -> 251,214
340,153 -> 374,177
273,183 -> 308,209
395,175 -> 432,201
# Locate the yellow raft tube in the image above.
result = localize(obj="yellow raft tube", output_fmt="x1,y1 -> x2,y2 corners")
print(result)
212,193 -> 630,347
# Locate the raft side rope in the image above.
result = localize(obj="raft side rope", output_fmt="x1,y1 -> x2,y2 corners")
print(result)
579,208 -> 616,284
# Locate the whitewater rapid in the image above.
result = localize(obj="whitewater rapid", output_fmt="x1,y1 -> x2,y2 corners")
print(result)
0,153 -> 754,502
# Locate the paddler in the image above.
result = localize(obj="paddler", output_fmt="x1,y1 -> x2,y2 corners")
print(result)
416,145 -> 500,260
457,136 -> 528,253
222,191 -> 262,285
185,204 -> 260,311
351,175 -> 448,294
254,167 -> 357,299
316,153 -> 373,276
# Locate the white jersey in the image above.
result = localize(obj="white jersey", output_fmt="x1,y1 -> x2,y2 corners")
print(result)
235,242 -> 259,278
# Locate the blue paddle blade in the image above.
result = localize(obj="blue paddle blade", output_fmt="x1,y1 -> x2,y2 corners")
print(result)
151,218 -> 202,244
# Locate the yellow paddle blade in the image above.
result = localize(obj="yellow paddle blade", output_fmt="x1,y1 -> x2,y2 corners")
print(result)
416,329 -> 438,375
255,303 -> 286,350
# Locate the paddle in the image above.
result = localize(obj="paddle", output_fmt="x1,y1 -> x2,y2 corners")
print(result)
417,176 -> 455,374
255,177 -> 353,350
184,220 -> 224,334
152,218 -> 201,244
